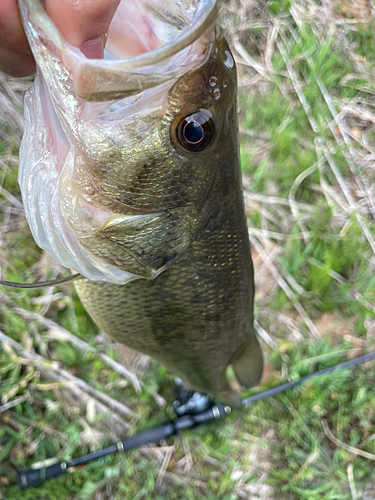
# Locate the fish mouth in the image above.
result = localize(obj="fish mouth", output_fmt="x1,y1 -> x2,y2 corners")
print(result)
18,0 -> 222,285
19,0 -> 219,102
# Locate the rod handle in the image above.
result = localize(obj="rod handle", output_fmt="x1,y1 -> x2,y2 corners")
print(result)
18,462 -> 67,490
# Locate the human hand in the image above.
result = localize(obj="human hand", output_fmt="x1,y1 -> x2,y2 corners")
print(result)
0,0 -> 120,76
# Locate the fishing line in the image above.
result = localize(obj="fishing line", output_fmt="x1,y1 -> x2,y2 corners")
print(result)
0,273 -> 81,289
17,348 -> 375,490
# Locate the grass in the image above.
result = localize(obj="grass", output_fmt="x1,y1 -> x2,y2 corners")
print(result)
1,0 -> 375,498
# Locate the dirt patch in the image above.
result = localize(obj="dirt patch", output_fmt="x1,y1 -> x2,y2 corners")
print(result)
333,0 -> 373,19
315,312 -> 355,343
260,361 -> 279,385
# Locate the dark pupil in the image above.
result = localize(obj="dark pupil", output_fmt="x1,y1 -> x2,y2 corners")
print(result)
175,110 -> 214,152
184,121 -> 204,144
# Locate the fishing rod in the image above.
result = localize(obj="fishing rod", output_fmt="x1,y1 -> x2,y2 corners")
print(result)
17,349 -> 375,490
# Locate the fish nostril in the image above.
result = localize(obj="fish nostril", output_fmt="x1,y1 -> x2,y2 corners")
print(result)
84,187 -> 95,196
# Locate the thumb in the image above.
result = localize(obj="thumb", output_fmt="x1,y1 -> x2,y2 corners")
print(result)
45,0 -> 120,56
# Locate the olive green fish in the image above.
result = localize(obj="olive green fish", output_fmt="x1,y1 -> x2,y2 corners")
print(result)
18,0 -> 263,408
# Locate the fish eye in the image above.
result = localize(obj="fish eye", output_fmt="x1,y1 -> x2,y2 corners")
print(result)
176,110 -> 215,152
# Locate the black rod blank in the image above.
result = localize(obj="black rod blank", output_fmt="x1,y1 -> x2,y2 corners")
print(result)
242,349 -> 375,405
17,405 -> 229,489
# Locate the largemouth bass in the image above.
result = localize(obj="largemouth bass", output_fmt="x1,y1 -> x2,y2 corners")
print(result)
18,0 -> 263,408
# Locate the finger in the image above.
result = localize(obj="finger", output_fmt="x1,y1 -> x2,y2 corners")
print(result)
0,46 -> 35,77
45,0 -> 121,48
0,0 -> 32,55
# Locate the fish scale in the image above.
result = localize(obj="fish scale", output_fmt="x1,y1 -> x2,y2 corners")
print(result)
75,191 -> 261,406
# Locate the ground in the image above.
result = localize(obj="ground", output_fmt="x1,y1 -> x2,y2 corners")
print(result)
1,0 -> 375,498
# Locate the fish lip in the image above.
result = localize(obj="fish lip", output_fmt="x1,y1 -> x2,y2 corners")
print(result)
19,0 -> 219,101
19,0 -> 219,70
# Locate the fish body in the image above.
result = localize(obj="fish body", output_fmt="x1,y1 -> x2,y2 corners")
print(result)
19,0 -> 263,407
